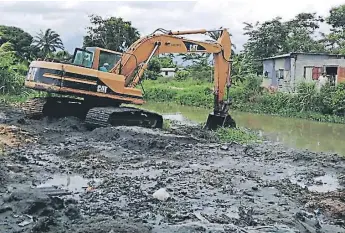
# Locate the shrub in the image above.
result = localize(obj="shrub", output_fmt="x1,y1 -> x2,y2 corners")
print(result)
174,70 -> 189,81
142,74 -> 345,124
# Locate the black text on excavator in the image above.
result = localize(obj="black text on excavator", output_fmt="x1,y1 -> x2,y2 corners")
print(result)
22,28 -> 236,130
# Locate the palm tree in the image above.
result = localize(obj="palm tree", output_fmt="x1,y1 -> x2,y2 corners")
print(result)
33,29 -> 64,57
54,50 -> 72,61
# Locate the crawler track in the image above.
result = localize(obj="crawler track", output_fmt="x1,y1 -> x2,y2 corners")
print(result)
85,107 -> 163,129
22,97 -> 46,119
22,97 -> 89,120
23,97 -> 163,130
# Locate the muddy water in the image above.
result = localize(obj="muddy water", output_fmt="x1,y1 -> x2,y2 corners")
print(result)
141,102 -> 345,155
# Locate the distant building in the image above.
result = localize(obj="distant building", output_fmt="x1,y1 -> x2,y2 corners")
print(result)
261,52 -> 345,93
160,68 -> 178,78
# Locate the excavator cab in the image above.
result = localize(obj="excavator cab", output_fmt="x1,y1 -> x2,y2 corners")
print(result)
71,47 -> 122,72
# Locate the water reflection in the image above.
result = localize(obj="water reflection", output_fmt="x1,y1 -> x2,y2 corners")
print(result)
141,102 -> 345,155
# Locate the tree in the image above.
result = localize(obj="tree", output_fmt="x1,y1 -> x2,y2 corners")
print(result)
54,50 -> 72,61
323,5 -> 345,54
32,28 -> 64,57
327,5 -> 345,29
0,42 -> 14,52
243,13 -> 325,60
0,51 -> 25,94
145,56 -> 161,80
243,17 -> 290,59
285,13 -> 326,52
158,54 -> 176,68
0,25 -> 33,60
83,15 -> 140,52
231,53 -> 256,85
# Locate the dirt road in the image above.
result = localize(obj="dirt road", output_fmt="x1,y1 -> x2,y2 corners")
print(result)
0,105 -> 345,233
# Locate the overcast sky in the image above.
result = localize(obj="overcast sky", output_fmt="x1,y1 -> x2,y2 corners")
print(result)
0,0 -> 344,53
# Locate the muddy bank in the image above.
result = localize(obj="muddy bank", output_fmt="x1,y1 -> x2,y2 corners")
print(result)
0,105 -> 345,233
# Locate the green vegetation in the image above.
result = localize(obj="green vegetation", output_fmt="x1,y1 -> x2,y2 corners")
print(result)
83,15 -> 140,52
142,74 -> 345,124
215,127 -> 262,144
33,29 -> 64,57
162,119 -> 172,131
1,4 -> 345,127
0,24 -> 69,97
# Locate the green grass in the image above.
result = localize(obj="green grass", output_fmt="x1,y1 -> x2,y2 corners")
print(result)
142,79 -> 214,108
141,78 -> 345,125
162,119 -> 172,131
215,127 -> 262,144
0,89 -> 43,105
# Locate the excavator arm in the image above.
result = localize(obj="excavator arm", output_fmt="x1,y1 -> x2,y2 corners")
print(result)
111,28 -> 236,129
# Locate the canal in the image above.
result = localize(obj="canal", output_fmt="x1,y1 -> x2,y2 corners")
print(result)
141,102 -> 345,156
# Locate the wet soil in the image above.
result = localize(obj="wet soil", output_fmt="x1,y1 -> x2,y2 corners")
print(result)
0,104 -> 345,232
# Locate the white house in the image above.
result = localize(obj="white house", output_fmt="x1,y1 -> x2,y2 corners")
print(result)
160,68 -> 177,78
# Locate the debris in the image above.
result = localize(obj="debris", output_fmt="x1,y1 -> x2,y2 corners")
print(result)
153,188 -> 170,201
18,215 -> 33,227
86,186 -> 95,192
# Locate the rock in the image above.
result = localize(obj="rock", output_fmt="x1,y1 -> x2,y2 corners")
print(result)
18,215 -> 34,227
153,188 -> 170,201
220,145 -> 229,151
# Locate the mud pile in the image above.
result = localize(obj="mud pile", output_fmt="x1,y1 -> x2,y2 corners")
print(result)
0,105 -> 345,233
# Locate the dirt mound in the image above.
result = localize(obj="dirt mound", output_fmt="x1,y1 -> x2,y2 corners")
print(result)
306,191 -> 345,219
89,126 -> 122,142
0,124 -> 37,148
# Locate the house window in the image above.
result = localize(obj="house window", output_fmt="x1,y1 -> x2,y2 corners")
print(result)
165,71 -> 168,76
276,69 -> 284,79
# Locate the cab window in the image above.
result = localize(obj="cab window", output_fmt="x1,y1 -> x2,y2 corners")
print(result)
98,51 -> 121,72
72,49 -> 93,68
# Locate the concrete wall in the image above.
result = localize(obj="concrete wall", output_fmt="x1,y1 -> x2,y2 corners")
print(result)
262,54 -> 345,92
263,58 -> 290,88
160,70 -> 176,77
263,60 -> 275,79
271,57 -> 293,92
294,54 -> 345,86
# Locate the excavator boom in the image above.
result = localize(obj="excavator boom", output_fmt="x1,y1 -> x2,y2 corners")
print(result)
112,28 -> 236,129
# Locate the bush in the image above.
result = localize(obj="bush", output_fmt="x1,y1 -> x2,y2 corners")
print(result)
142,73 -> 345,124
174,70 -> 189,81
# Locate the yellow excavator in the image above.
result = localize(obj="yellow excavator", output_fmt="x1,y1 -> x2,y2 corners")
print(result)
22,28 -> 236,130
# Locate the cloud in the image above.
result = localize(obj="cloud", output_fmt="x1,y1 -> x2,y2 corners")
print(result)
0,0 -> 344,53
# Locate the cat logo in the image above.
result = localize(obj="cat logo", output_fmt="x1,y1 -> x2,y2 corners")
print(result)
189,44 -> 198,51
97,85 -> 108,93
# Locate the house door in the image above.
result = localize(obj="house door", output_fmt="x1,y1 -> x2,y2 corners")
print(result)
337,67 -> 345,84
304,67 -> 313,82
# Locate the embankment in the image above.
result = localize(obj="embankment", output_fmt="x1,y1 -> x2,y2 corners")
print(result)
142,77 -> 345,124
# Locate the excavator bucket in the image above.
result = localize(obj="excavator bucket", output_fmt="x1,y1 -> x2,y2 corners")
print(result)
205,112 -> 236,130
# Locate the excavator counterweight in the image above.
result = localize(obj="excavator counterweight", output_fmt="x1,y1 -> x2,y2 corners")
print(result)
22,27 -> 236,130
